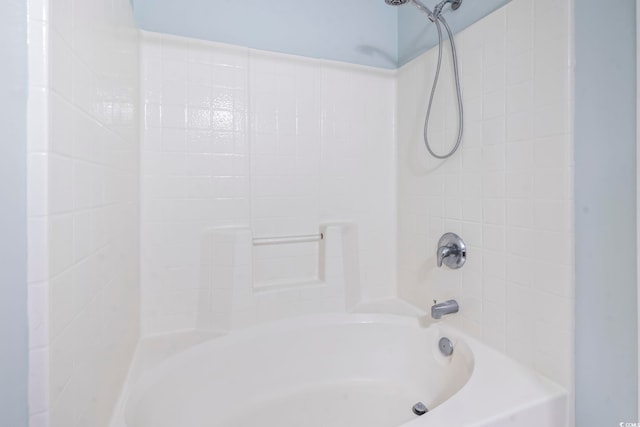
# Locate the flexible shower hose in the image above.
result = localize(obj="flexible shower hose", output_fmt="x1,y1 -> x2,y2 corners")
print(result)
424,15 -> 464,159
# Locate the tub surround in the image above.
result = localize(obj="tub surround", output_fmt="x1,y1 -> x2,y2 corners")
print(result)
26,0 -> 140,424
25,0 -> 577,425
398,0 -> 512,65
140,32 -> 396,336
396,0 -> 574,395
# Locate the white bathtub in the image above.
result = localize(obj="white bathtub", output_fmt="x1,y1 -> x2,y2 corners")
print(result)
111,314 -> 567,427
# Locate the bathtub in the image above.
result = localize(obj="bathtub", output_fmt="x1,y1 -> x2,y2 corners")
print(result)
111,313 -> 567,427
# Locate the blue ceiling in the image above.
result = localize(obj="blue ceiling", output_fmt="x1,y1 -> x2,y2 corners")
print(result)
132,0 -> 511,69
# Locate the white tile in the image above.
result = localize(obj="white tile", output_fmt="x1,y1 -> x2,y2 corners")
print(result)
49,269 -> 75,339
506,112 -> 533,142
533,64 -> 569,108
506,199 -> 533,228
506,81 -> 533,114
28,218 -> 49,283
534,198 -> 568,230
534,291 -> 572,329
506,0 -> 534,55
144,103 -> 162,128
483,173 -> 505,198
533,135 -> 570,168
482,117 -> 506,148
482,300 -> 506,351
483,199 -> 505,225
28,87 -> 49,154
505,140 -> 533,171
462,222 -> 482,247
483,31 -> 506,68
31,2 -> 141,425
534,230 -> 572,265
48,215 -> 73,277
461,248 -> 483,297
506,255 -> 533,287
483,277 -> 506,306
462,198 -> 483,222
50,0 -> 72,43
28,153 -> 49,217
28,347 -> 49,414
534,168 -> 571,200
49,154 -> 73,214
161,104 -> 187,128
28,284 -> 49,349
506,51 -> 533,86
482,145 -> 505,171
533,0 -> 570,48
484,63 -> 506,94
482,90 -> 506,120
533,261 -> 573,298
483,251 -> 506,280
49,30 -> 72,100
506,226 -> 535,258
28,21 -> 49,89
72,160 -> 98,210
483,225 -> 505,252
49,323 -> 74,402
461,296 -> 483,323
462,149 -> 482,172
162,128 -> 187,152
505,172 -> 534,199
533,103 -> 570,137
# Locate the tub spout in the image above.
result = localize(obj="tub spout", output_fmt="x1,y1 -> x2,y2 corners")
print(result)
431,300 -> 459,320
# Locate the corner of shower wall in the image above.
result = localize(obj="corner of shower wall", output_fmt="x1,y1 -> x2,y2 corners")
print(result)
26,0 -> 141,424
395,0 -> 574,401
26,1 -> 52,424
196,223 -> 361,332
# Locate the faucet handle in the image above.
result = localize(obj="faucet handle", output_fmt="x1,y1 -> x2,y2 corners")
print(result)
436,233 -> 466,269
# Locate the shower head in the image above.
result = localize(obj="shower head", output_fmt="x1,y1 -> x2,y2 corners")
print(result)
384,0 -> 410,5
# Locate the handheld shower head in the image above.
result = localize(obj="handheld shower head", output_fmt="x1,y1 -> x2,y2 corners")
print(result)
433,0 -> 462,16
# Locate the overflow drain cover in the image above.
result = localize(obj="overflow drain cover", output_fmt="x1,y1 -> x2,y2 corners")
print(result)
412,402 -> 428,416
439,337 -> 454,356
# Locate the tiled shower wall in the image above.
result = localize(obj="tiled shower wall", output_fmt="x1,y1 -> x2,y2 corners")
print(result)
26,0 -> 140,425
140,33 -> 396,336
397,0 -> 574,391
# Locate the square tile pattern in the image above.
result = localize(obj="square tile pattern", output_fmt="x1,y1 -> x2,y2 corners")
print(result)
27,0 -> 574,425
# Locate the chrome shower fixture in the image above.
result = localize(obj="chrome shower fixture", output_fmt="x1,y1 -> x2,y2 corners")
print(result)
434,0 -> 462,18
384,0 -> 465,160
384,0 -> 463,22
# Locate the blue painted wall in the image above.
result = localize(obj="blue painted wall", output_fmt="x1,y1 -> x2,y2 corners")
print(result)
575,0 -> 637,425
133,0 -> 511,69
134,0 -> 399,68
0,0 -> 29,425
397,0 -> 511,66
